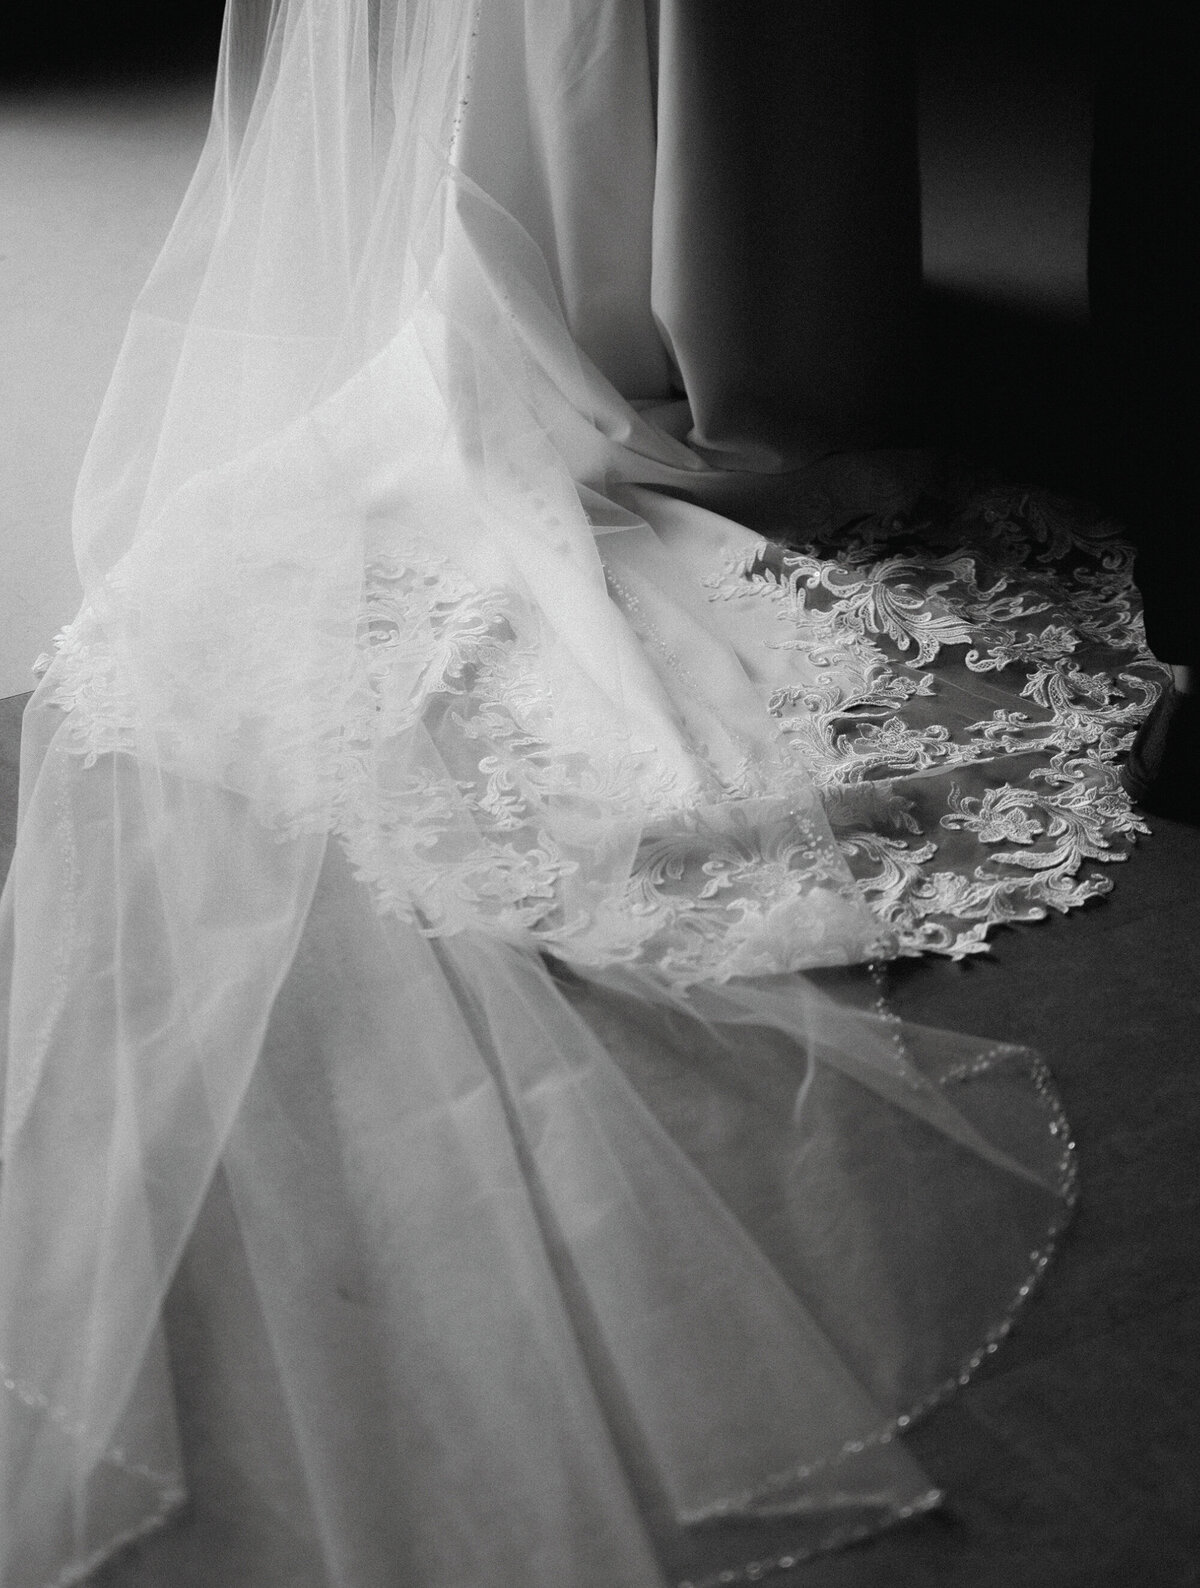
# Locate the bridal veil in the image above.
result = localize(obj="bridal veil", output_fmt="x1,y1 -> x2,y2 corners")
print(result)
1,5 -> 1075,1585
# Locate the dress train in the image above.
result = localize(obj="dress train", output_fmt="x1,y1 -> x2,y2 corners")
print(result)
0,4 -> 1147,1584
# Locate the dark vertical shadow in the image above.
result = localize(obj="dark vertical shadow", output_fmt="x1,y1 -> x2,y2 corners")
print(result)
922,290 -> 1098,498
916,0 -> 1100,498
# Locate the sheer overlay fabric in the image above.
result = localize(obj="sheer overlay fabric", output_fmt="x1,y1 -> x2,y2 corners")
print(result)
0,4 -> 1122,1585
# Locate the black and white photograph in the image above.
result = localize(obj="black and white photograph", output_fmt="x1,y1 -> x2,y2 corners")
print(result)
1,4 -> 1197,1586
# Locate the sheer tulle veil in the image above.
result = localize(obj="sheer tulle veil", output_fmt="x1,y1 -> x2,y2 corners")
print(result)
1,4 -> 1074,1585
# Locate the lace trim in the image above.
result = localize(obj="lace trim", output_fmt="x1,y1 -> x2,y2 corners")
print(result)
36,457 -> 1154,979
710,456 -> 1155,958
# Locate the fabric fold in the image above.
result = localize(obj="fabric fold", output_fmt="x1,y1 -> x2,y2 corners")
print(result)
2,5 -> 1080,1586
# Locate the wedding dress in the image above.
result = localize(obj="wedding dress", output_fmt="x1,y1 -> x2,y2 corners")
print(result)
0,5 -> 1154,1586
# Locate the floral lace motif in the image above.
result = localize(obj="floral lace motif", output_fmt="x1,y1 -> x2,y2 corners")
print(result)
728,452 -> 1156,957
337,539 -> 877,981
38,453 -> 1155,979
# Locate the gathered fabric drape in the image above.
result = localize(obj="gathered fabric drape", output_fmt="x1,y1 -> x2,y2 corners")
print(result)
1,6 -> 1080,1586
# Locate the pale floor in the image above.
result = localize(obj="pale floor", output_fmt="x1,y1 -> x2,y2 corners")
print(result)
0,79 -> 211,696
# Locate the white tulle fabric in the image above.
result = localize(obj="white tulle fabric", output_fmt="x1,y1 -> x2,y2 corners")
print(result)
1,5 -> 1077,1586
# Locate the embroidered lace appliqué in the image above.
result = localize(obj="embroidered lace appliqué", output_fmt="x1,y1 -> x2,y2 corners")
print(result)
723,452 -> 1156,958
37,454 -> 1155,980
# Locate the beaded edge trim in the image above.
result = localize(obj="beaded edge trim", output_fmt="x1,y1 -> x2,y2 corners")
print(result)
674,963 -> 1079,1586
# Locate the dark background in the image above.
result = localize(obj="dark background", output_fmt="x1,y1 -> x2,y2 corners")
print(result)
7,1 -> 226,85
8,1 -> 1097,82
